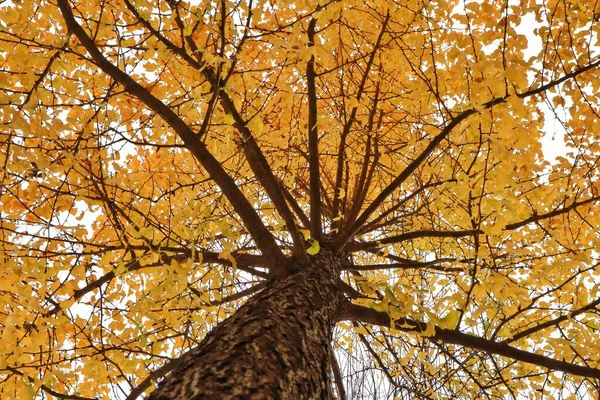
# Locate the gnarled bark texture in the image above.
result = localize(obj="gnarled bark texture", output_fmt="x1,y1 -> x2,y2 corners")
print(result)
147,252 -> 343,399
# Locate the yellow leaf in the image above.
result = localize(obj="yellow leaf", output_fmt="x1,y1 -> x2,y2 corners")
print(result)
354,326 -> 369,335
306,239 -> 320,255
219,249 -> 237,269
299,229 -> 310,240
223,113 -> 235,125
437,309 -> 460,330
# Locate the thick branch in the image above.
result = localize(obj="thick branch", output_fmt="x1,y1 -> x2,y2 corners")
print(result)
58,0 -> 287,273
307,18 -> 322,239
347,229 -> 480,251
200,282 -> 267,307
341,302 -> 600,379
204,66 -> 307,262
342,258 -> 460,272
347,135 -> 373,225
347,195 -> 600,253
334,60 -> 600,249
279,179 -> 311,229
159,0 -> 307,263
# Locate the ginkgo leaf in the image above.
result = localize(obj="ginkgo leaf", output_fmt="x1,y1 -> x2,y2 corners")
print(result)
437,309 -> 460,330
306,239 -> 320,255
299,229 -> 311,240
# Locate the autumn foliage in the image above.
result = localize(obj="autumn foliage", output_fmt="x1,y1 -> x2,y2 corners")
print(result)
2,0 -> 600,398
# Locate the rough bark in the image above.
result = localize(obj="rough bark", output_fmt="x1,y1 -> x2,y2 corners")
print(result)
147,252 -> 343,400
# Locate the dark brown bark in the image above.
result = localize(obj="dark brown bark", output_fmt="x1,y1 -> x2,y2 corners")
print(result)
147,252 -> 343,400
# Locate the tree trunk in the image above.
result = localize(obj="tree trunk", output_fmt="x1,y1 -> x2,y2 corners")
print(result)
147,252 -> 343,400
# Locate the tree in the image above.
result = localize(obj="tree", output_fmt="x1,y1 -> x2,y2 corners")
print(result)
2,0 -> 600,398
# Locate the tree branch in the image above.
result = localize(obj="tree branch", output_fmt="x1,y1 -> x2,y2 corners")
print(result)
357,179 -> 455,235
44,251 -> 267,317
334,60 -> 600,249
125,358 -> 183,400
161,0 -> 308,263
347,194 -> 600,253
347,229 -> 480,251
342,258 -> 461,272
6,366 -> 98,400
341,302 -> 600,379
307,18 -> 322,239
197,282 -> 267,307
330,347 -> 347,400
57,0 -> 288,274
505,195 -> 600,230
505,296 -> 600,344
331,13 -> 390,230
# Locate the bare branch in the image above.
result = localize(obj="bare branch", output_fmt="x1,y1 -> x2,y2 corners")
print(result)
330,347 -> 347,400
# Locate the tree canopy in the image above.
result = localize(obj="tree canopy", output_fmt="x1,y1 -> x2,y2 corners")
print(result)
2,0 -> 600,398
